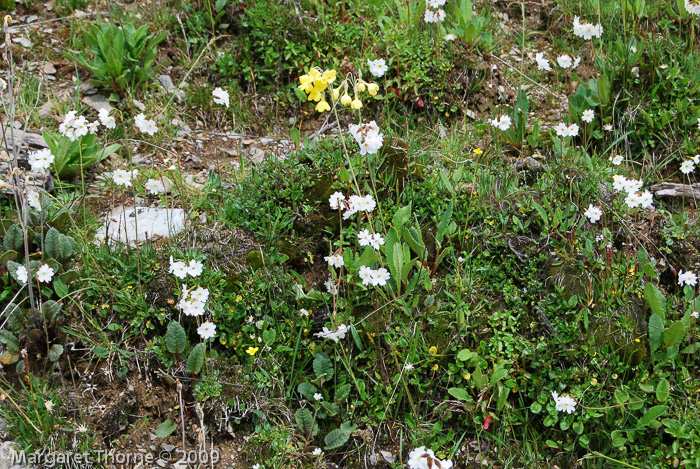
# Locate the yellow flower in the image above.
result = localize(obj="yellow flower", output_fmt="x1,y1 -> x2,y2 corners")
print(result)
432,364 -> 439,371
236,295 -> 242,302
316,100 -> 331,112
428,346 -> 438,355
367,83 -> 379,96
246,346 -> 259,356
473,148 -> 483,155
308,88 -> 322,102
341,94 -> 352,106
351,98 -> 363,110
357,82 -> 366,93
332,87 -> 340,101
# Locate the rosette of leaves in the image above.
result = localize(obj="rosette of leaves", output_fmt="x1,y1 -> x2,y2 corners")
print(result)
43,131 -> 121,179
0,301 -> 65,372
70,21 -> 166,94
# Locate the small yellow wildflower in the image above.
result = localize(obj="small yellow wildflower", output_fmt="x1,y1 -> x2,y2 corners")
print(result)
236,295 -> 242,302
473,148 -> 483,155
341,94 -> 352,106
351,98 -> 363,110
428,346 -> 438,355
432,364 -> 439,371
246,346 -> 259,356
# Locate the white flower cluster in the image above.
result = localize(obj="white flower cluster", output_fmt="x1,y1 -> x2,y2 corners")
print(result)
324,277 -> 339,295
611,175 -> 653,209
407,446 -> 453,469
609,154 -> 623,166
59,111 -> 93,141
99,108 -> 116,129
357,229 -> 385,250
28,148 -> 55,172
424,0 -> 446,22
145,178 -> 166,194
552,391 -> 577,414
358,265 -> 391,286
178,285 -> 210,317
573,16 -> 603,40
135,113 -> 159,135
367,58 -> 387,78
325,253 -> 344,268
169,256 -> 204,279
349,121 -> 384,155
556,54 -> 581,69
678,270 -> 697,287
329,191 -> 377,219
554,122 -> 579,137
680,155 -> 699,175
15,263 -> 55,284
490,115 -> 512,131
27,191 -> 42,212
685,0 -> 700,15
584,204 -> 602,223
315,324 -> 348,342
535,52 -> 552,71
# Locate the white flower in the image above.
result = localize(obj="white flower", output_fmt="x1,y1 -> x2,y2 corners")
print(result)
693,155 -> 700,164
407,446 -> 453,469
190,287 -> 209,303
610,154 -> 623,165
98,108 -> 116,129
315,324 -> 348,342
349,121 -> 384,155
444,33 -> 456,41
612,175 -> 627,192
557,55 -> 573,68
552,391 -> 577,414
490,115 -> 512,131
424,9 -> 436,22
357,229 -> 372,247
680,160 -> 695,175
313,393 -> 323,401
197,321 -> 216,340
187,259 -> 204,277
371,268 -> 391,286
403,362 -> 414,372
581,109 -> 595,123
36,264 -> 54,283
427,0 -> 446,7
135,113 -> 158,135
181,299 -> 206,316
27,191 -> 42,212
112,169 -> 133,187
312,448 -> 323,456
584,204 -> 602,223
369,233 -> 385,250
252,465 -> 261,469
639,190 -> 654,209
329,191 -> 345,209
567,123 -> 579,137
535,52 -> 552,71
358,265 -> 374,286
573,56 -> 582,68
169,257 -> 189,279
554,122 -> 579,137
15,265 -> 28,284
368,58 -> 388,77
622,178 -> 642,194
573,16 -> 603,40
692,311 -> 699,319
679,270 -> 698,287
28,148 -> 55,171
324,277 -> 339,295
686,0 -> 700,15
325,253 -> 344,268
625,191 -> 641,209
433,9 -> 445,21
145,178 -> 166,194
299,309 -> 310,317
45,400 -> 54,413
604,124 -> 613,131
212,87 -> 230,108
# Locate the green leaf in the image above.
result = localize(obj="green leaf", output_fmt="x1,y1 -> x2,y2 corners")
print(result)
0,330 -> 20,352
334,384 -> 351,403
648,313 -> 664,354
435,204 -> 453,247
662,320 -> 685,348
297,382 -> 317,401
656,378 -> 670,403
324,422 -> 356,450
457,349 -> 475,362
295,408 -> 314,435
47,344 -> 64,362
611,430 -> 626,447
262,329 -> 276,344
186,343 -> 206,374
156,420 -> 177,438
391,204 -> 412,235
448,387 -> 471,401
44,227 -> 61,260
531,202 -> 549,229
165,321 -> 187,354
3,224 -> 23,251
54,276 -> 69,299
530,401 -> 542,414
638,405 -> 668,427
644,283 -> 667,320
490,366 -> 509,386
313,352 -> 333,381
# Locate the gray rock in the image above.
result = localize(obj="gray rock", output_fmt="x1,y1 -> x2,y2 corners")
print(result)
43,63 -> 56,75
0,130 -> 54,196
96,206 -> 187,246
81,94 -> 112,113
157,75 -> 185,103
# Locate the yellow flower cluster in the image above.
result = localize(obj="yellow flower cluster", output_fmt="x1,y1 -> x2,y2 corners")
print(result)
298,67 -> 380,113
298,67 -> 337,112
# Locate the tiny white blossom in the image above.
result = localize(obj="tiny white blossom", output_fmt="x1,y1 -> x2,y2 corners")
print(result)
36,264 -> 54,283
197,321 -> 216,340
367,58 -> 388,77
680,160 -> 695,175
313,393 -> 323,401
584,204 -> 602,223
678,270 -> 698,287
15,265 -> 28,284
212,87 -> 230,108
552,391 -> 577,414
581,109 -> 595,123
145,178 -> 166,194
325,253 -> 344,268
112,169 -> 133,187
610,154 -> 623,165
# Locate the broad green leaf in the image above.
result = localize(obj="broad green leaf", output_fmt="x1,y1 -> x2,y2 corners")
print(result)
324,422 -> 356,450
447,387 -> 471,401
156,420 -> 177,438
662,320 -> 685,348
644,283 -> 667,320
638,405 -> 668,427
656,378 -> 670,403
186,343 -> 206,374
648,313 -> 663,354
313,352 -> 333,381
295,408 -> 314,434
165,321 -> 187,354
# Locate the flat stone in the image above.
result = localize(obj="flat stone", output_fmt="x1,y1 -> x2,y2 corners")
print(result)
96,206 -> 186,246
158,75 -> 185,102
11,36 -> 32,48
81,94 -> 112,113
43,63 -> 56,75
